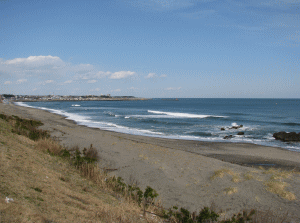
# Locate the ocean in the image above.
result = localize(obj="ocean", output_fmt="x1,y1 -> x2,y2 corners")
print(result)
16,98 -> 300,152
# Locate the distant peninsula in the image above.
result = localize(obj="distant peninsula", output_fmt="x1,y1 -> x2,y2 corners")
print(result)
0,94 -> 150,102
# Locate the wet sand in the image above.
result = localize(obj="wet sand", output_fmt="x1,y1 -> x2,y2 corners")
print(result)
1,102 -> 300,220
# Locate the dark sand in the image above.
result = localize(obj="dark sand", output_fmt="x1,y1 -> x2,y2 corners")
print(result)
1,102 -> 300,220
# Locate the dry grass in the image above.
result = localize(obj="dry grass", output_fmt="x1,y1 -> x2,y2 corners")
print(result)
243,171 -> 262,181
35,137 -> 64,155
211,168 -> 234,179
78,162 -> 104,183
243,172 -> 255,180
0,118 -> 162,223
259,167 -> 297,201
211,168 -> 240,182
224,187 -> 238,195
262,167 -> 295,180
231,174 -> 240,183
264,180 -> 296,201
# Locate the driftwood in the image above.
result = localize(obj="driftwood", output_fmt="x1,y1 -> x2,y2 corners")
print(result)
102,165 -> 131,172
102,168 -> 119,172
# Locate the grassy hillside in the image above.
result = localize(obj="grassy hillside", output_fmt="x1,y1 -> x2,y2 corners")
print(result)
0,115 -> 161,223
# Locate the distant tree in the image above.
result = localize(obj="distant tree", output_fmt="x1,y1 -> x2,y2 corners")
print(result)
3,94 -> 15,98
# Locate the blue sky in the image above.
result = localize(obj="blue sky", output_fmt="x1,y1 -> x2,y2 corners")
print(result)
0,0 -> 299,98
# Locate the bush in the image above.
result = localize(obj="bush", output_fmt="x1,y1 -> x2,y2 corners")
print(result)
35,138 -> 64,156
197,207 -> 219,223
220,210 -> 255,223
83,144 -> 99,163
162,206 -> 219,223
7,114 -> 49,141
65,144 -> 99,167
143,186 -> 158,207
0,113 -> 8,121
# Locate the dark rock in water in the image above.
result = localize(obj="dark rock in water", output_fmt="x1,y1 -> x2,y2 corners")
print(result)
223,135 -> 233,139
221,128 -> 225,131
229,125 -> 243,130
273,131 -> 300,142
237,132 -> 244,135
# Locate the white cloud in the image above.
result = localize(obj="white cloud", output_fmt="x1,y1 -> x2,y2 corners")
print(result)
110,71 -> 136,79
4,81 -> 12,85
95,71 -> 111,78
87,80 -> 97,84
145,73 -> 157,78
113,89 -> 122,92
5,55 -> 64,66
128,87 -> 138,90
73,64 -> 95,77
17,79 -> 27,84
0,55 -> 66,78
0,56 -> 139,92
79,70 -> 111,80
145,73 -> 167,79
166,87 -> 182,90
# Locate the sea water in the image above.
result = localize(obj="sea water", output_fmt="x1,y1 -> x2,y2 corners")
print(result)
16,98 -> 300,151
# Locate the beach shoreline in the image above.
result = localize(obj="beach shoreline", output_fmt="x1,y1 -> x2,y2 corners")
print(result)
1,102 -> 300,220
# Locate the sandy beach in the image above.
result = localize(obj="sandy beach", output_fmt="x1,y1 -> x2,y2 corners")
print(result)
1,102 -> 300,220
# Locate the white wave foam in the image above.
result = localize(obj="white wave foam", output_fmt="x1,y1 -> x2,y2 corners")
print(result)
16,103 -> 92,124
126,115 -> 170,119
264,133 -> 274,140
80,120 -> 165,136
15,102 -> 34,108
148,110 -> 227,119
72,104 -> 81,107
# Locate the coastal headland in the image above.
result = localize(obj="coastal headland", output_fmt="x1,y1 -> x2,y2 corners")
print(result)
1,102 -> 300,220
0,94 -> 150,103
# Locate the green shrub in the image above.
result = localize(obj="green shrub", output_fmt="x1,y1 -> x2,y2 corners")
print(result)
197,207 -> 219,223
6,114 -> 49,141
28,129 -> 49,141
220,210 -> 255,223
0,113 -> 8,121
82,144 -> 99,163
143,186 -> 158,207
68,145 -> 99,167
61,149 -> 71,158
162,206 -> 219,223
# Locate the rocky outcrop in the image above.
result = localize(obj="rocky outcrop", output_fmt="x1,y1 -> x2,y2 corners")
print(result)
221,124 -> 243,131
237,132 -> 244,135
273,132 -> 300,142
223,135 -> 233,140
229,125 -> 243,130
